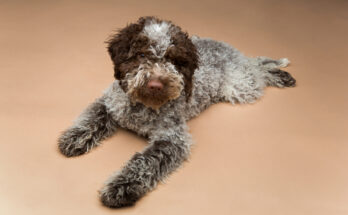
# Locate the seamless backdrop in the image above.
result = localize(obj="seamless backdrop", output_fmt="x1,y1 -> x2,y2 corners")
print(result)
0,0 -> 347,214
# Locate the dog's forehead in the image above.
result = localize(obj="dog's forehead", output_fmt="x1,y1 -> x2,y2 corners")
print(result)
142,21 -> 173,58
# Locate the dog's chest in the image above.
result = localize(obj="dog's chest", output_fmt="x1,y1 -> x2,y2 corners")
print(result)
104,81 -> 188,136
104,82 -> 167,135
117,105 -> 160,136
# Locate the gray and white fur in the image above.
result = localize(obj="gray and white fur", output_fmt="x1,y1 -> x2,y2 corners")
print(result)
58,16 -> 296,208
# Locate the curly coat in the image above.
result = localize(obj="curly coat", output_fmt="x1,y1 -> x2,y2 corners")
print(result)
58,16 -> 296,208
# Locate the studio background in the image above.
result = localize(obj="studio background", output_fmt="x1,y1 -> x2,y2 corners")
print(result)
0,0 -> 347,214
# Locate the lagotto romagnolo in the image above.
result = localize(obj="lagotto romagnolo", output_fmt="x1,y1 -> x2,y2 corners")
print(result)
58,16 -> 296,208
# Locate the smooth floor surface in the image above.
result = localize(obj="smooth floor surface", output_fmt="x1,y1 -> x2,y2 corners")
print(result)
1,0 -> 347,214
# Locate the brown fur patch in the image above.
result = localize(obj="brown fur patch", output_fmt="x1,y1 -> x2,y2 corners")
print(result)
164,30 -> 198,99
107,17 -> 149,79
106,16 -> 199,108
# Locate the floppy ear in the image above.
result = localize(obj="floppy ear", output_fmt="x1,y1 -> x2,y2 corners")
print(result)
171,31 -> 199,99
107,18 -> 147,79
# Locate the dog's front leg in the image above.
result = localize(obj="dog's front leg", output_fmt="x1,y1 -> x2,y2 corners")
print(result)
100,124 -> 192,208
58,97 -> 118,157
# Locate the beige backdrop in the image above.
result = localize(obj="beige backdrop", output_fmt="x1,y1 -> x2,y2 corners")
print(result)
1,0 -> 347,214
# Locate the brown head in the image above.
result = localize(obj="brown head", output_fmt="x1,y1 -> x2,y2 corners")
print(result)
107,17 -> 199,110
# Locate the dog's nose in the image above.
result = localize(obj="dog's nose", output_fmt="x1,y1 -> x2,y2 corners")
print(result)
147,80 -> 163,91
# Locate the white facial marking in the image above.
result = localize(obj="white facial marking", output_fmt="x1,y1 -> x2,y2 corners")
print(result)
143,21 -> 172,58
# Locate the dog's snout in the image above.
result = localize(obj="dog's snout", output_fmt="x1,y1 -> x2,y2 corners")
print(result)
147,80 -> 163,91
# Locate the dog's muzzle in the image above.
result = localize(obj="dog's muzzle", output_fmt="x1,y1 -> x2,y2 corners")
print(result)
126,62 -> 183,109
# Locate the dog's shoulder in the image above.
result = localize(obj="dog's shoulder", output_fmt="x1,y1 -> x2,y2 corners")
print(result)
102,81 -> 132,119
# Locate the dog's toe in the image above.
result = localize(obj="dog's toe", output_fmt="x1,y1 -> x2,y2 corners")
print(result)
100,182 -> 140,208
268,69 -> 296,88
279,71 -> 296,87
58,128 -> 91,157
58,140 -> 85,157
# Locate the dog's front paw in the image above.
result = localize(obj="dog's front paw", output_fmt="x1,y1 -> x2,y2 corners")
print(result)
58,127 -> 94,157
100,176 -> 144,208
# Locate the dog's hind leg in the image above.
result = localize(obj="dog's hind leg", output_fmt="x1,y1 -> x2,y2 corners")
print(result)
218,61 -> 266,105
218,57 -> 295,105
257,57 -> 296,88
58,97 -> 118,157
257,57 -> 290,68
266,69 -> 296,87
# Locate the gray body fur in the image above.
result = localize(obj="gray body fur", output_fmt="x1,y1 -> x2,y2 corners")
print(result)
59,36 -> 295,207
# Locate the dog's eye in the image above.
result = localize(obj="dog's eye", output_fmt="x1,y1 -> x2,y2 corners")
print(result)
175,58 -> 189,67
139,53 -> 145,57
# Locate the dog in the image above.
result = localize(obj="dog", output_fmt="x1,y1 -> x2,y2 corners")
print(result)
58,16 -> 296,208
